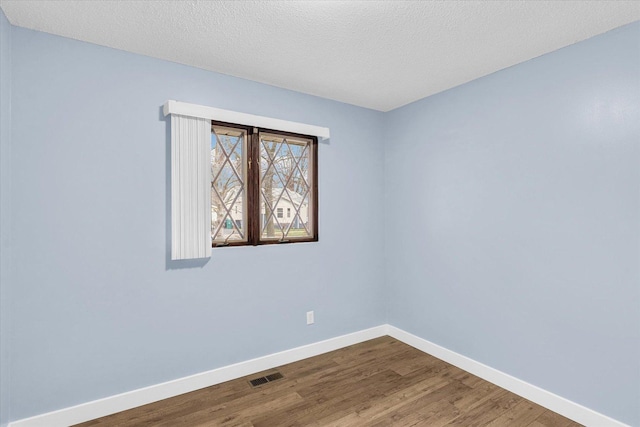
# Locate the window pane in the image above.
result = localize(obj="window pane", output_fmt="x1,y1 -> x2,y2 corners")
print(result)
259,133 -> 313,241
211,126 -> 247,244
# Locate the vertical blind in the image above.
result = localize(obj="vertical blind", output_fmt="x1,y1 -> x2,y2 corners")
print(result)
170,114 -> 211,260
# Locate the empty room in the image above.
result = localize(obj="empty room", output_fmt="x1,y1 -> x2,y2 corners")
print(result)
0,1 -> 638,426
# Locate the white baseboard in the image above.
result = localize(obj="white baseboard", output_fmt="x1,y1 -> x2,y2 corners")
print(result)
387,325 -> 629,427
9,324 -> 630,427
9,325 -> 388,427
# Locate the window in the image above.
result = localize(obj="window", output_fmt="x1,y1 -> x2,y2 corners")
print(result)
165,100 -> 328,260
211,121 -> 318,247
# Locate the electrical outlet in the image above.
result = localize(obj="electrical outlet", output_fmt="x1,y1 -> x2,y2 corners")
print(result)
306,311 -> 314,325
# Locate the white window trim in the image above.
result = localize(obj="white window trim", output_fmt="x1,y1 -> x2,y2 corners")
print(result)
163,100 -> 330,140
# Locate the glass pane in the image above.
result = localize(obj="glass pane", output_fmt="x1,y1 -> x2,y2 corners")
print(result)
259,133 -> 313,241
211,126 -> 247,244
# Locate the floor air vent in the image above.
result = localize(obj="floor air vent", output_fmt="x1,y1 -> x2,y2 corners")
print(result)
249,372 -> 284,387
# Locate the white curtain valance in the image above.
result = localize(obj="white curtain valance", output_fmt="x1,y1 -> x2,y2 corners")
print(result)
163,100 -> 330,140
170,114 -> 211,260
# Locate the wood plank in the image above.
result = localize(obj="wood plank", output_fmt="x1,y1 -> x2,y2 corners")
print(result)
530,409 -> 584,427
485,398 -> 547,426
444,389 -> 522,426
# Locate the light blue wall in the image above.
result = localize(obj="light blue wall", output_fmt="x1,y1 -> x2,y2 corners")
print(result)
8,27 -> 386,420
0,7 -> 12,427
384,21 -> 640,426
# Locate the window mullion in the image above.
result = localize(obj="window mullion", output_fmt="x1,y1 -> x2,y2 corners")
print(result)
249,129 -> 260,245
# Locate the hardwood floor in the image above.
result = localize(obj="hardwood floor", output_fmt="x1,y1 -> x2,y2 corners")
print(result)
76,336 -> 581,426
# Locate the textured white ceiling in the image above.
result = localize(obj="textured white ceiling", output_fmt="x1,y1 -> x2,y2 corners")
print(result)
1,1 -> 639,111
